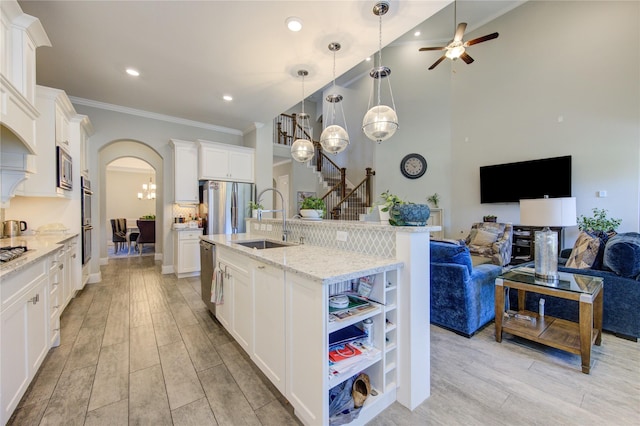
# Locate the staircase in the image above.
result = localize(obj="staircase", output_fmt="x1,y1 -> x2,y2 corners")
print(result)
274,113 -> 375,220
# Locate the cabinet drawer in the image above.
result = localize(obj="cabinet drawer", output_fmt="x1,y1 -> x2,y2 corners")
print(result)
1,258 -> 48,309
178,230 -> 202,240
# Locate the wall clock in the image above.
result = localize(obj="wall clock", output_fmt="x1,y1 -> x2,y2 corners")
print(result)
400,153 -> 427,179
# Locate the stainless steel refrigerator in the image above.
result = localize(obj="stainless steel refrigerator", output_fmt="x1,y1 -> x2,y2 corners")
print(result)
200,180 -> 254,235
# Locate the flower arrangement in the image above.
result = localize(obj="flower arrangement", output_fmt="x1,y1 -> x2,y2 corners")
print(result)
577,208 -> 622,232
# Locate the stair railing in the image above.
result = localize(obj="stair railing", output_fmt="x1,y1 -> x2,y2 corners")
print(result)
329,168 -> 375,220
274,113 -> 312,146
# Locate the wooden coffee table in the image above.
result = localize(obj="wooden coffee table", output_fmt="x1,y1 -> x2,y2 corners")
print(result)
495,268 -> 603,374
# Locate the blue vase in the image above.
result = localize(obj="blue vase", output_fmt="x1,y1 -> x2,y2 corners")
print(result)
392,204 -> 431,226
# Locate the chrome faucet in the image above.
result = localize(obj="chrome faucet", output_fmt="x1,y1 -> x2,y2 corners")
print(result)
256,188 -> 288,241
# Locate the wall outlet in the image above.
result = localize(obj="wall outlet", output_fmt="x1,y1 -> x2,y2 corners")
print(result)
336,231 -> 348,242
598,190 -> 607,198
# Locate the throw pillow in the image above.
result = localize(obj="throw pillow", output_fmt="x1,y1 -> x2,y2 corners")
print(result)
603,232 -> 640,279
470,229 -> 499,247
566,231 -> 603,269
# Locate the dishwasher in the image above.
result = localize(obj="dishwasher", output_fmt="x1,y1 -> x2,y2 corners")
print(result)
199,240 -> 216,314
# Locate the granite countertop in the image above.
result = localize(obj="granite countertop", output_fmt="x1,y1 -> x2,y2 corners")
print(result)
201,233 -> 403,285
0,233 -> 79,279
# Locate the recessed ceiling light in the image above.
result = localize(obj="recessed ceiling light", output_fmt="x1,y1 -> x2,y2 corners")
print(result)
365,57 -> 371,62
414,31 -> 421,37
223,95 -> 233,101
286,16 -> 303,32
126,68 -> 140,77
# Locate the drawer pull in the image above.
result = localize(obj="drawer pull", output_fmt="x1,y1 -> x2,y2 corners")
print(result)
257,265 -> 266,270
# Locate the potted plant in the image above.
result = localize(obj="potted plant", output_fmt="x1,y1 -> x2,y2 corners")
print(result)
300,196 -> 326,219
248,201 -> 264,219
427,193 -> 440,208
378,191 -> 431,226
483,215 -> 497,223
577,208 -> 622,233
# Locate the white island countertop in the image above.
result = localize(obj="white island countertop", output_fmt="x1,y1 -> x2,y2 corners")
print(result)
201,233 -> 403,285
0,233 -> 78,279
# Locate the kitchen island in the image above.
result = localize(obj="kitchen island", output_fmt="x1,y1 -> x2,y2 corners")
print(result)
202,218 -> 438,425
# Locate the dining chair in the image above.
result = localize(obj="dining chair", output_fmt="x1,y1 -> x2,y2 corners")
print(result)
135,219 -> 156,255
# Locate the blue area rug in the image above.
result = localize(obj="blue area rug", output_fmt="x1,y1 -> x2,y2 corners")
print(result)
108,243 -> 155,258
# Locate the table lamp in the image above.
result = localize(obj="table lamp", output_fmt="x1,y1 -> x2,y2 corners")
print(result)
519,197 -> 577,281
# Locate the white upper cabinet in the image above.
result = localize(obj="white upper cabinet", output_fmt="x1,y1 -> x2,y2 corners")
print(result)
16,86 -> 77,198
197,140 -> 254,183
170,139 -> 199,203
0,0 -> 51,154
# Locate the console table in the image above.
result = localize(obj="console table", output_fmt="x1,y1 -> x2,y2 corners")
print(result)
495,268 -> 603,374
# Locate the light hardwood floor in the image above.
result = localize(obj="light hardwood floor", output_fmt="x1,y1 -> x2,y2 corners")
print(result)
8,256 -> 639,425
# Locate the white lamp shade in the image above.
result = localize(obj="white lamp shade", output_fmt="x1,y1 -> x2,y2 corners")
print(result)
519,197 -> 577,227
320,125 -> 349,154
362,105 -> 398,142
291,138 -> 314,162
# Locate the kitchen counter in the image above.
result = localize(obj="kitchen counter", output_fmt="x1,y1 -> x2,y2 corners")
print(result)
201,233 -> 403,285
0,233 -> 78,279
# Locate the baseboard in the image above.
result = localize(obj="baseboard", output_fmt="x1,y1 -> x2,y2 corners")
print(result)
161,264 -> 174,275
88,271 -> 102,283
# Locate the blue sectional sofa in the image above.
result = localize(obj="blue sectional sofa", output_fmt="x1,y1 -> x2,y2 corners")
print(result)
510,232 -> 640,340
430,241 -> 504,337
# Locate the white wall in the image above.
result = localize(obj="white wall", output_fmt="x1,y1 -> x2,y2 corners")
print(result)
324,0 -> 639,248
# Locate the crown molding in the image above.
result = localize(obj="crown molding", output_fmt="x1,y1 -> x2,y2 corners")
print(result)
68,97 -> 243,136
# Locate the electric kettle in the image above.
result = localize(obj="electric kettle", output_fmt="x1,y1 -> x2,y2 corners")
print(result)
2,220 -> 27,238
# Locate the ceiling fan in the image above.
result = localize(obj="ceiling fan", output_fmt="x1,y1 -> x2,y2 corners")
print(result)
419,1 -> 499,70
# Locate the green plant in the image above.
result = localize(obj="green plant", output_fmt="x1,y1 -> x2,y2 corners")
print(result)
248,201 -> 264,210
577,208 -> 622,232
300,196 -> 326,215
378,190 -> 405,212
140,214 -> 155,219
427,193 -> 440,208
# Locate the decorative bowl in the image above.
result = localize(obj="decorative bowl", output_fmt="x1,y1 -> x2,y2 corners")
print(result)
300,209 -> 323,219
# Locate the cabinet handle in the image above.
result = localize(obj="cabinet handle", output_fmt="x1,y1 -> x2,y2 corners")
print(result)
72,254 -> 77,259
29,294 -> 39,305
59,264 -> 64,270
257,265 -> 265,269
53,305 -> 60,309
53,328 -> 60,332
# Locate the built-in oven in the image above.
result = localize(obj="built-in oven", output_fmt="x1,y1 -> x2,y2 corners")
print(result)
81,176 -> 92,265
57,145 -> 73,191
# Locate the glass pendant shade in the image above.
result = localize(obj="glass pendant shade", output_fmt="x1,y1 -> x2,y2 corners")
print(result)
291,138 -> 315,162
363,2 -> 398,143
291,70 -> 314,163
362,104 -> 398,142
320,124 -> 349,154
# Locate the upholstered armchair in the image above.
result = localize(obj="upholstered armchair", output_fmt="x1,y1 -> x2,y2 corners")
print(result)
430,241 -> 504,337
465,222 -> 513,266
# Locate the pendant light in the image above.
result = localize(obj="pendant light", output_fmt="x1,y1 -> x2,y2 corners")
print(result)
362,1 -> 398,143
319,42 -> 349,155
291,70 -> 315,162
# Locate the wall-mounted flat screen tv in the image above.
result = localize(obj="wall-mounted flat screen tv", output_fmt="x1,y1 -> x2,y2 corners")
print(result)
480,155 -> 571,203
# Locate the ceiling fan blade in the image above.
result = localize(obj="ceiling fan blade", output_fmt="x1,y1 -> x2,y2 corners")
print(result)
460,52 -> 474,64
454,23 -> 467,42
464,32 -> 499,47
419,46 -> 446,52
428,55 -> 447,70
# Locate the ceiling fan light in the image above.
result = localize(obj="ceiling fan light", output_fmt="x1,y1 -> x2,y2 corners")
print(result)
446,45 -> 465,59
362,105 -> 398,143
320,125 -> 349,154
291,138 -> 315,162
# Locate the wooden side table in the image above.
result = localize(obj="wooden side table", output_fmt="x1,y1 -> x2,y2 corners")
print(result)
495,268 -> 603,374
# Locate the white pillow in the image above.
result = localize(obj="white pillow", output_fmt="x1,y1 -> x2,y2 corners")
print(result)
470,229 -> 499,246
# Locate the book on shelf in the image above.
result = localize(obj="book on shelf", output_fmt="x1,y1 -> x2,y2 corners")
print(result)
328,295 -> 377,322
328,339 -> 380,380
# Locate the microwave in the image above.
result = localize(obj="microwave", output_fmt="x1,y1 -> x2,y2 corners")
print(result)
57,145 -> 72,191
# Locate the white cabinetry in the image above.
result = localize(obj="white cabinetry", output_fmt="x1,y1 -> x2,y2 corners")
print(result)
1,254 -> 53,425
216,248 -> 253,353
427,208 -> 444,240
16,86 -> 77,198
170,139 -> 198,203
71,114 -> 93,177
197,140 -> 254,183
173,229 -> 201,278
252,261 -> 286,393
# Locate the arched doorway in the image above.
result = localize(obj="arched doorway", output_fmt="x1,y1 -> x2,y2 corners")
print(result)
98,140 -> 163,264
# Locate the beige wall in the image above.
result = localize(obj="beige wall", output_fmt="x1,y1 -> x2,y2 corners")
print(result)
105,168 -> 156,241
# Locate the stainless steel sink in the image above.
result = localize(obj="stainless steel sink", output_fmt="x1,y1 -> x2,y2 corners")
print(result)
233,239 -> 291,250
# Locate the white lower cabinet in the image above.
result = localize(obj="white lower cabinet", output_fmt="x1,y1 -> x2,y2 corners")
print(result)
173,230 -> 201,278
1,255 -> 53,424
213,244 -> 400,425
252,261 -> 286,393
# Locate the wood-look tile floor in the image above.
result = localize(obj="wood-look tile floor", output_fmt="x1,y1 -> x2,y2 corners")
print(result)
8,256 -> 640,425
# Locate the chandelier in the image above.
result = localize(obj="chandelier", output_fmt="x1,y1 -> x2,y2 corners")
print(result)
319,42 -> 349,154
290,69 -> 315,162
138,175 -> 156,200
362,1 -> 398,143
